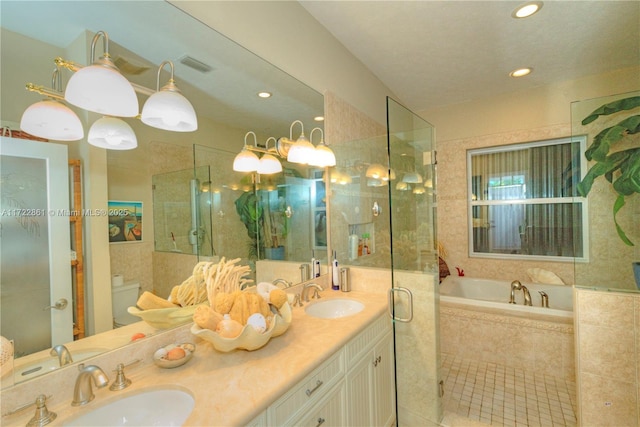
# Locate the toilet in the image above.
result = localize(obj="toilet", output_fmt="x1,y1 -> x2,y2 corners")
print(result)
111,281 -> 141,328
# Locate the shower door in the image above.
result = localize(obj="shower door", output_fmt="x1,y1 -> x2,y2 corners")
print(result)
387,97 -> 442,425
0,137 -> 73,357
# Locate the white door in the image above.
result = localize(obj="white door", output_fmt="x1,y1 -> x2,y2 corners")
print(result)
0,137 -> 73,356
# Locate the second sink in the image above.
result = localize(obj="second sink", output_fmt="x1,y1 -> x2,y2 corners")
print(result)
304,298 -> 364,319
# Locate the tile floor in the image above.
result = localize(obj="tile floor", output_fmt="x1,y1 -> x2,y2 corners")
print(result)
441,353 -> 577,427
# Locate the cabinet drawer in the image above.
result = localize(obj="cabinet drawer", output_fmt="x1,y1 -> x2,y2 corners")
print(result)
268,349 -> 345,426
344,315 -> 391,369
291,381 -> 345,427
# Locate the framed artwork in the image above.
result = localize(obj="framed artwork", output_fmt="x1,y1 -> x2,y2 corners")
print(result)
108,200 -> 143,243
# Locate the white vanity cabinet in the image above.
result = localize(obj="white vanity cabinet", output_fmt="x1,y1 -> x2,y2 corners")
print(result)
265,314 -> 394,427
267,349 -> 345,426
344,317 -> 395,427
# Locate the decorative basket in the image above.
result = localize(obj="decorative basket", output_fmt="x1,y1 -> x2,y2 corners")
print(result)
191,302 -> 292,352
127,303 -> 205,329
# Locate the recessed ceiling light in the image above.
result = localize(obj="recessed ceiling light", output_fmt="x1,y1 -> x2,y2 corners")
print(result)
257,91 -> 272,98
509,67 -> 533,77
314,116 -> 325,122
512,1 -> 543,18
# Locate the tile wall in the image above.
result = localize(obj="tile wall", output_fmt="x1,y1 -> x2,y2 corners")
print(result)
574,287 -> 640,426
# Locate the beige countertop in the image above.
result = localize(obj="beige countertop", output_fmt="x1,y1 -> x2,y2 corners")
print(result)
34,289 -> 387,427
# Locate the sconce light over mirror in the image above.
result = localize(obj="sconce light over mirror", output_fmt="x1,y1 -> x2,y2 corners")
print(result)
20,30 -> 198,148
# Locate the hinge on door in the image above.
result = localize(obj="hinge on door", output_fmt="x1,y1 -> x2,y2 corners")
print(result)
433,150 -> 438,165
439,380 -> 445,397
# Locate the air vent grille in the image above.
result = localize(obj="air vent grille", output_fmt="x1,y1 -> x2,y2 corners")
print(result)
179,55 -> 213,73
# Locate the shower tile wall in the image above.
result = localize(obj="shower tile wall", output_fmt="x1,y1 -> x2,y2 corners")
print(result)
574,288 -> 640,425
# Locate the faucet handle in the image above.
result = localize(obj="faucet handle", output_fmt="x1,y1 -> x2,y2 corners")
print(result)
312,288 -> 321,300
109,359 -> 139,391
3,394 -> 57,426
293,293 -> 303,307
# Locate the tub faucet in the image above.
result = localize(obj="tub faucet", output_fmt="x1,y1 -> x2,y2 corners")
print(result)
509,280 -> 532,306
539,291 -> 549,308
50,344 -> 73,367
521,285 -> 532,306
72,364 -> 109,406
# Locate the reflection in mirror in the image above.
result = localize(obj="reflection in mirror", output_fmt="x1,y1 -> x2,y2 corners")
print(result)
572,90 -> 640,292
468,137 -> 587,262
0,0 -> 324,386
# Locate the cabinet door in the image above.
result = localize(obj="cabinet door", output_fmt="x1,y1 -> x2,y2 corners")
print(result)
293,381 -> 345,427
345,355 -> 373,426
372,332 -> 395,426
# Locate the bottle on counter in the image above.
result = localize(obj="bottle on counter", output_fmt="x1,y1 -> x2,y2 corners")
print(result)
332,251 -> 340,290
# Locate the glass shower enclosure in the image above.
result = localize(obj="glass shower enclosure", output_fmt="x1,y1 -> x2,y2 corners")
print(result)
387,97 -> 442,425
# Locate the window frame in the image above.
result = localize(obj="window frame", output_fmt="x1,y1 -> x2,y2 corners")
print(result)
467,136 -> 589,262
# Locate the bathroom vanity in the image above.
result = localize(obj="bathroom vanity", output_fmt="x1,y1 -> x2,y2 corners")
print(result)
0,290 -> 394,427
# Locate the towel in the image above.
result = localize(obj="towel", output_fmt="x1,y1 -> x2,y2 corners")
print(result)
526,268 -> 564,285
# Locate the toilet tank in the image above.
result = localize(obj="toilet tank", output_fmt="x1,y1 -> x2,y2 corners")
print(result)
111,281 -> 140,327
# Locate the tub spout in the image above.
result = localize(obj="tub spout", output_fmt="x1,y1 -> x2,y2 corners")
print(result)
509,280 -> 522,304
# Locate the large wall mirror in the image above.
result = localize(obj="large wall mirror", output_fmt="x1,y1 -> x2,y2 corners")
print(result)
0,0 -> 325,386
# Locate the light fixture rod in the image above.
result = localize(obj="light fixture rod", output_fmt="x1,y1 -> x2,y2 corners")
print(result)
54,56 -> 155,96
25,83 -> 64,101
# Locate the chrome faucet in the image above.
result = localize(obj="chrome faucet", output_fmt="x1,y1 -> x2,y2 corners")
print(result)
72,364 -> 109,406
301,283 -> 323,302
508,280 -> 532,306
272,278 -> 292,289
50,344 -> 73,367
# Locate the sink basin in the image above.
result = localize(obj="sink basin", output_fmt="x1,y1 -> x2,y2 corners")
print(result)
64,388 -> 194,426
305,298 -> 364,319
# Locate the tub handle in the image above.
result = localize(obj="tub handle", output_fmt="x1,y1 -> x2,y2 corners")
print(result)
388,287 -> 413,323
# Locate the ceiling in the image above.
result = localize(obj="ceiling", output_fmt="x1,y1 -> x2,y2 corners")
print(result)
300,0 -> 640,112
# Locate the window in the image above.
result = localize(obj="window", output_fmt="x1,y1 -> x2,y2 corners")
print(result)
468,136 -> 588,261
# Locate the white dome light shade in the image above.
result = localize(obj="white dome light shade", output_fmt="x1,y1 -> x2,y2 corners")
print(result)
402,172 -> 423,184
233,148 -> 260,172
20,99 -> 84,141
366,163 -> 388,180
257,153 -> 282,174
88,117 -> 137,150
287,135 -> 315,164
141,89 -> 197,132
65,65 -> 139,117
310,144 -> 337,167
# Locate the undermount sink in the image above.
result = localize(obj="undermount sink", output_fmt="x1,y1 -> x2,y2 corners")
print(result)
64,388 -> 194,426
305,298 -> 365,319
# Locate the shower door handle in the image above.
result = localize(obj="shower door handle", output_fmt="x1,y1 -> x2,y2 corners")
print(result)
43,298 -> 68,311
387,287 -> 413,323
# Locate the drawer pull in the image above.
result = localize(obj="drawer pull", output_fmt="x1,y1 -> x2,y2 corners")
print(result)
306,380 -> 323,397
316,417 -> 326,427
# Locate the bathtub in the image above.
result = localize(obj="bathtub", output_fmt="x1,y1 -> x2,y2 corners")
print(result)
439,276 -> 573,318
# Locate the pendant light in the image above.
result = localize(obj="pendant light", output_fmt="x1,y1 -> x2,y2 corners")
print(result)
257,137 -> 283,174
233,131 -> 261,172
64,31 -> 138,117
20,68 -> 84,141
286,120 -> 315,164
141,61 -> 197,132
88,116 -> 137,150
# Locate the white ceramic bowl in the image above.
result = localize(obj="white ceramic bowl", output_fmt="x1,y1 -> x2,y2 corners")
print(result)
191,302 -> 292,352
